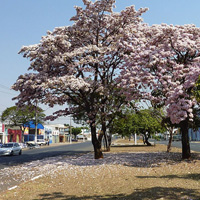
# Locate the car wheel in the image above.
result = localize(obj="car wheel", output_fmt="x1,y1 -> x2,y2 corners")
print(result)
19,150 -> 22,155
10,151 -> 14,156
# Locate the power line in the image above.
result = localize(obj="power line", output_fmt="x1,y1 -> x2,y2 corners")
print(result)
0,83 -> 11,90
0,83 -> 19,95
0,90 -> 16,96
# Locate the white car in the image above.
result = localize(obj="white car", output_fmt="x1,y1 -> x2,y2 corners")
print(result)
0,142 -> 22,156
36,139 -> 47,145
27,139 -> 47,146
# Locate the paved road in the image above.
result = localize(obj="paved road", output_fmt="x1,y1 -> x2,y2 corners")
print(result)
155,140 -> 200,152
0,141 -> 93,170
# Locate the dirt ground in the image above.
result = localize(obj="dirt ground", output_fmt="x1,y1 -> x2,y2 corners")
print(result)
0,139 -> 200,200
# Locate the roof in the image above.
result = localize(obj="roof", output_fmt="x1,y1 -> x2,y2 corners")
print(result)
23,121 -> 44,129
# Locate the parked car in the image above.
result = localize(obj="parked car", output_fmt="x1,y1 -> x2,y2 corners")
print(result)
26,139 -> 47,146
37,139 -> 47,145
77,134 -> 87,140
0,142 -> 22,156
19,143 -> 27,149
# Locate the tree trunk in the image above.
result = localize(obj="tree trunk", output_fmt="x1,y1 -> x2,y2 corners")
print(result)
98,130 -> 104,145
103,133 -> 110,152
107,134 -> 112,151
102,121 -> 110,152
99,120 -> 110,152
180,120 -> 191,159
143,132 -> 151,146
129,135 -> 131,141
91,122 -> 103,159
167,127 -> 173,152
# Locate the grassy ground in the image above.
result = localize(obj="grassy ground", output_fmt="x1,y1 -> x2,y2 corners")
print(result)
1,139 -> 200,200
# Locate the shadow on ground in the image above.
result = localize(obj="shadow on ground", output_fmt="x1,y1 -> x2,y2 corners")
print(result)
136,173 -> 200,181
34,187 -> 200,200
65,151 -> 200,168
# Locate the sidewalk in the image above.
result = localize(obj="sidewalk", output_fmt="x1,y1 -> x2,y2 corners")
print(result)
191,141 -> 200,143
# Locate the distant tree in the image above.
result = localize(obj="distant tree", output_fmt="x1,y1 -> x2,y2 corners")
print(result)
135,109 -> 166,146
72,127 -> 82,139
81,126 -> 89,130
112,110 -> 134,138
1,105 -> 45,143
113,108 -> 166,146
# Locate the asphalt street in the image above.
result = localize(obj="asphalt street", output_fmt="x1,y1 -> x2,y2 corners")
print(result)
0,141 -> 93,170
155,140 -> 200,152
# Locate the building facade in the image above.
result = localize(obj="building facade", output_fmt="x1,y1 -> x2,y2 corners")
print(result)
7,128 -> 21,143
48,124 -> 71,143
189,128 -> 200,141
0,123 -> 6,143
44,125 -> 54,144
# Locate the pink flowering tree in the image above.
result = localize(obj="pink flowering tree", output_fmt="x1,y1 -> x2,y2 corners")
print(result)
121,23 -> 200,159
12,0 -> 147,159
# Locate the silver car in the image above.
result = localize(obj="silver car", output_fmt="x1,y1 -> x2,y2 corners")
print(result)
0,142 -> 22,156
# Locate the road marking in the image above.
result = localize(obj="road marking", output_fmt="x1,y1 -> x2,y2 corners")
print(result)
7,175 -> 43,191
8,186 -> 18,190
31,175 -> 43,181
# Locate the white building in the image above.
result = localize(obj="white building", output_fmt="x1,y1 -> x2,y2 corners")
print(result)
0,123 -> 6,143
46,124 -> 70,143
81,128 -> 91,141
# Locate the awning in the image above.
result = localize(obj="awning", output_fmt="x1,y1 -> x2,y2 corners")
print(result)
23,121 -> 44,129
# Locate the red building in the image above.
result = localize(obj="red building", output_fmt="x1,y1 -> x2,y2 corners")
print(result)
7,129 -> 22,143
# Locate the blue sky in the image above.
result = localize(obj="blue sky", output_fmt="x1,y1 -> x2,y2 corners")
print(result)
0,0 -> 200,125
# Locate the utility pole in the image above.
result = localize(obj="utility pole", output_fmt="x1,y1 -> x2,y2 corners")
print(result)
35,100 -> 38,143
69,115 -> 72,144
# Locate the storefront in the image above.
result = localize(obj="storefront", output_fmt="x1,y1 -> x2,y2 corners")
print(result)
0,133 -> 3,143
23,121 -> 44,142
44,126 -> 53,144
59,135 -> 65,142
7,129 -> 21,143
52,130 -> 59,143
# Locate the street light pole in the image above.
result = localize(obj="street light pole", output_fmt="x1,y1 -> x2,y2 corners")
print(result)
69,115 -> 72,144
35,100 -> 38,144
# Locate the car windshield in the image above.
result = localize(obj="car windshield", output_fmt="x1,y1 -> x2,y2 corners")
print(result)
1,144 -> 14,148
